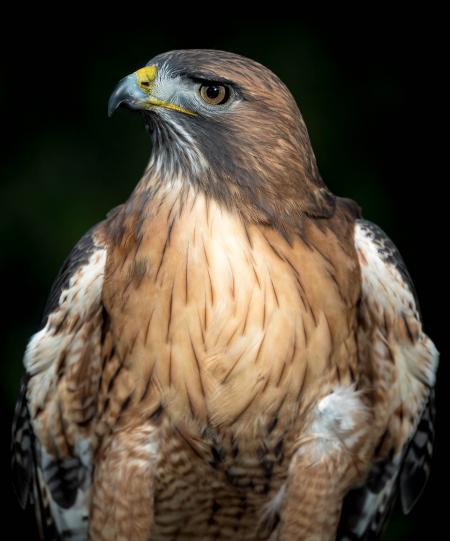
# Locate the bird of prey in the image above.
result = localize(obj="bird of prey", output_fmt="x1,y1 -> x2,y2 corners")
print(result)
12,50 -> 438,541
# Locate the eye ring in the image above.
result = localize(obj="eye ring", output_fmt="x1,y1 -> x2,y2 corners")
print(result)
198,84 -> 230,105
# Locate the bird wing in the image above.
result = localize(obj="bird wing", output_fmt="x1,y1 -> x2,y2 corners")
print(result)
337,219 -> 439,540
11,223 -> 108,541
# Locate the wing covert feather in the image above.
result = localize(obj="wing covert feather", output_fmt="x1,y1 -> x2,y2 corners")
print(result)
12,223 -> 108,540
337,219 -> 438,540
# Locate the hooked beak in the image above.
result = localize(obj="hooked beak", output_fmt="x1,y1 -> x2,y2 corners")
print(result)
108,65 -> 195,118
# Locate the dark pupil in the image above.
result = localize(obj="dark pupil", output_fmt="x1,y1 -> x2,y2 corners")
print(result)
206,85 -> 221,99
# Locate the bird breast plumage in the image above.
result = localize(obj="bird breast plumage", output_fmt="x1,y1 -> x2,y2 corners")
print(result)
101,184 -> 360,439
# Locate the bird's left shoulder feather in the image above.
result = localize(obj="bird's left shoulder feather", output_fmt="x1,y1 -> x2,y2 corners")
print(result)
337,219 -> 439,540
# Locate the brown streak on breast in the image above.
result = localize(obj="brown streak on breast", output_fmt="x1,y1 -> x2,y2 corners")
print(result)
275,361 -> 287,387
241,289 -> 254,335
269,275 -> 279,308
189,333 -> 206,399
254,334 -> 266,364
242,221 -> 254,250
154,221 -> 174,281
226,387 -> 261,426
184,243 -> 190,305
144,308 -> 155,345
166,280 -> 175,343
221,349 -> 246,384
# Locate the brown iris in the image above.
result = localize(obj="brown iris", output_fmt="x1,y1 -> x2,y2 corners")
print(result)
199,84 -> 230,105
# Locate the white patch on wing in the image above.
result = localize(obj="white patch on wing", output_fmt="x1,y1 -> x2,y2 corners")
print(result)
337,221 -> 440,539
24,246 -> 106,411
354,223 -> 418,315
47,483 -> 89,541
355,222 -> 438,394
299,385 -> 369,459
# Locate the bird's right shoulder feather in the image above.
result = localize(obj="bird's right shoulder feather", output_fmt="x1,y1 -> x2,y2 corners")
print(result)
12,221 -> 109,539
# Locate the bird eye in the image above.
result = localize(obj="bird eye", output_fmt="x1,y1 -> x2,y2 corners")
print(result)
198,84 -> 230,105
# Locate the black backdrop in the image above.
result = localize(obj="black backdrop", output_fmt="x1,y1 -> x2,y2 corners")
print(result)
0,13 -> 446,540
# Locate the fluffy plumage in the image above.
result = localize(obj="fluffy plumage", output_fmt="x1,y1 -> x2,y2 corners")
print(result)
12,49 -> 438,541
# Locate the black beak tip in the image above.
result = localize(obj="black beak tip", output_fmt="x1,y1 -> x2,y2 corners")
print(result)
107,77 -> 131,118
107,95 -> 122,118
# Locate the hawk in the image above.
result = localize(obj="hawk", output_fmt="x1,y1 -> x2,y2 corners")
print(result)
11,50 -> 438,541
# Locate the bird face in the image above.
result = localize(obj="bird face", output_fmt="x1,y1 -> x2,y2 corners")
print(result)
108,60 -> 239,120
108,49 -> 335,227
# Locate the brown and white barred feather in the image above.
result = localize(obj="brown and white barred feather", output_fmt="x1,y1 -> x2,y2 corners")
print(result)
337,220 -> 439,540
11,225 -> 108,541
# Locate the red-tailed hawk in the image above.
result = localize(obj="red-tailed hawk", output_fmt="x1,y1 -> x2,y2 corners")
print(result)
12,50 -> 438,541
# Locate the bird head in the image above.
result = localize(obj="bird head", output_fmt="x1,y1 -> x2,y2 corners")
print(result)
108,49 -> 335,227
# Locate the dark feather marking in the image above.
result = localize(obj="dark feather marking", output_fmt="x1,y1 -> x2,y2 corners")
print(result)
148,403 -> 164,422
175,427 -> 203,459
140,364 -> 155,402
241,290 -> 253,335
155,220 -> 174,281
53,312 -> 68,335
383,311 -> 389,335
289,332 -> 297,365
103,356 -> 127,409
312,242 -> 334,267
269,276 -> 279,307
206,267 -> 215,305
262,289 -> 267,327
56,349 -> 68,381
205,195 -> 211,229
325,267 -> 345,301
225,323 -> 240,346
166,197 -> 178,225
178,185 -> 188,218
276,361 -> 287,387
203,295 -> 208,331
303,320 -> 309,347
227,389 -> 260,426
248,255 -> 261,289
402,313 -> 415,343
230,263 -> 236,299
295,363 -> 309,403
348,363 -> 356,383
324,313 -> 335,349
144,308 -> 155,345
242,221 -> 254,250
119,391 -> 134,415
386,344 -> 396,364
185,243 -> 190,304
168,345 -> 173,386
166,280 -> 175,343
335,363 -> 342,383
202,238 -> 211,267
209,444 -> 226,469
267,416 -> 278,434
262,233 -> 285,263
221,350 -> 246,384
185,386 -> 196,418
57,400 -> 72,455
254,334 -> 266,364
76,414 -> 95,428
189,334 -> 206,397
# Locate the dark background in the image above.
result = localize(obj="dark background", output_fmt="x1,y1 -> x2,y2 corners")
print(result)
0,14 -> 446,540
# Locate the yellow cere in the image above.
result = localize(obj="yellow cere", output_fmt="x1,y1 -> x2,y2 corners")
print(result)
135,65 -> 197,117
136,66 -> 158,93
